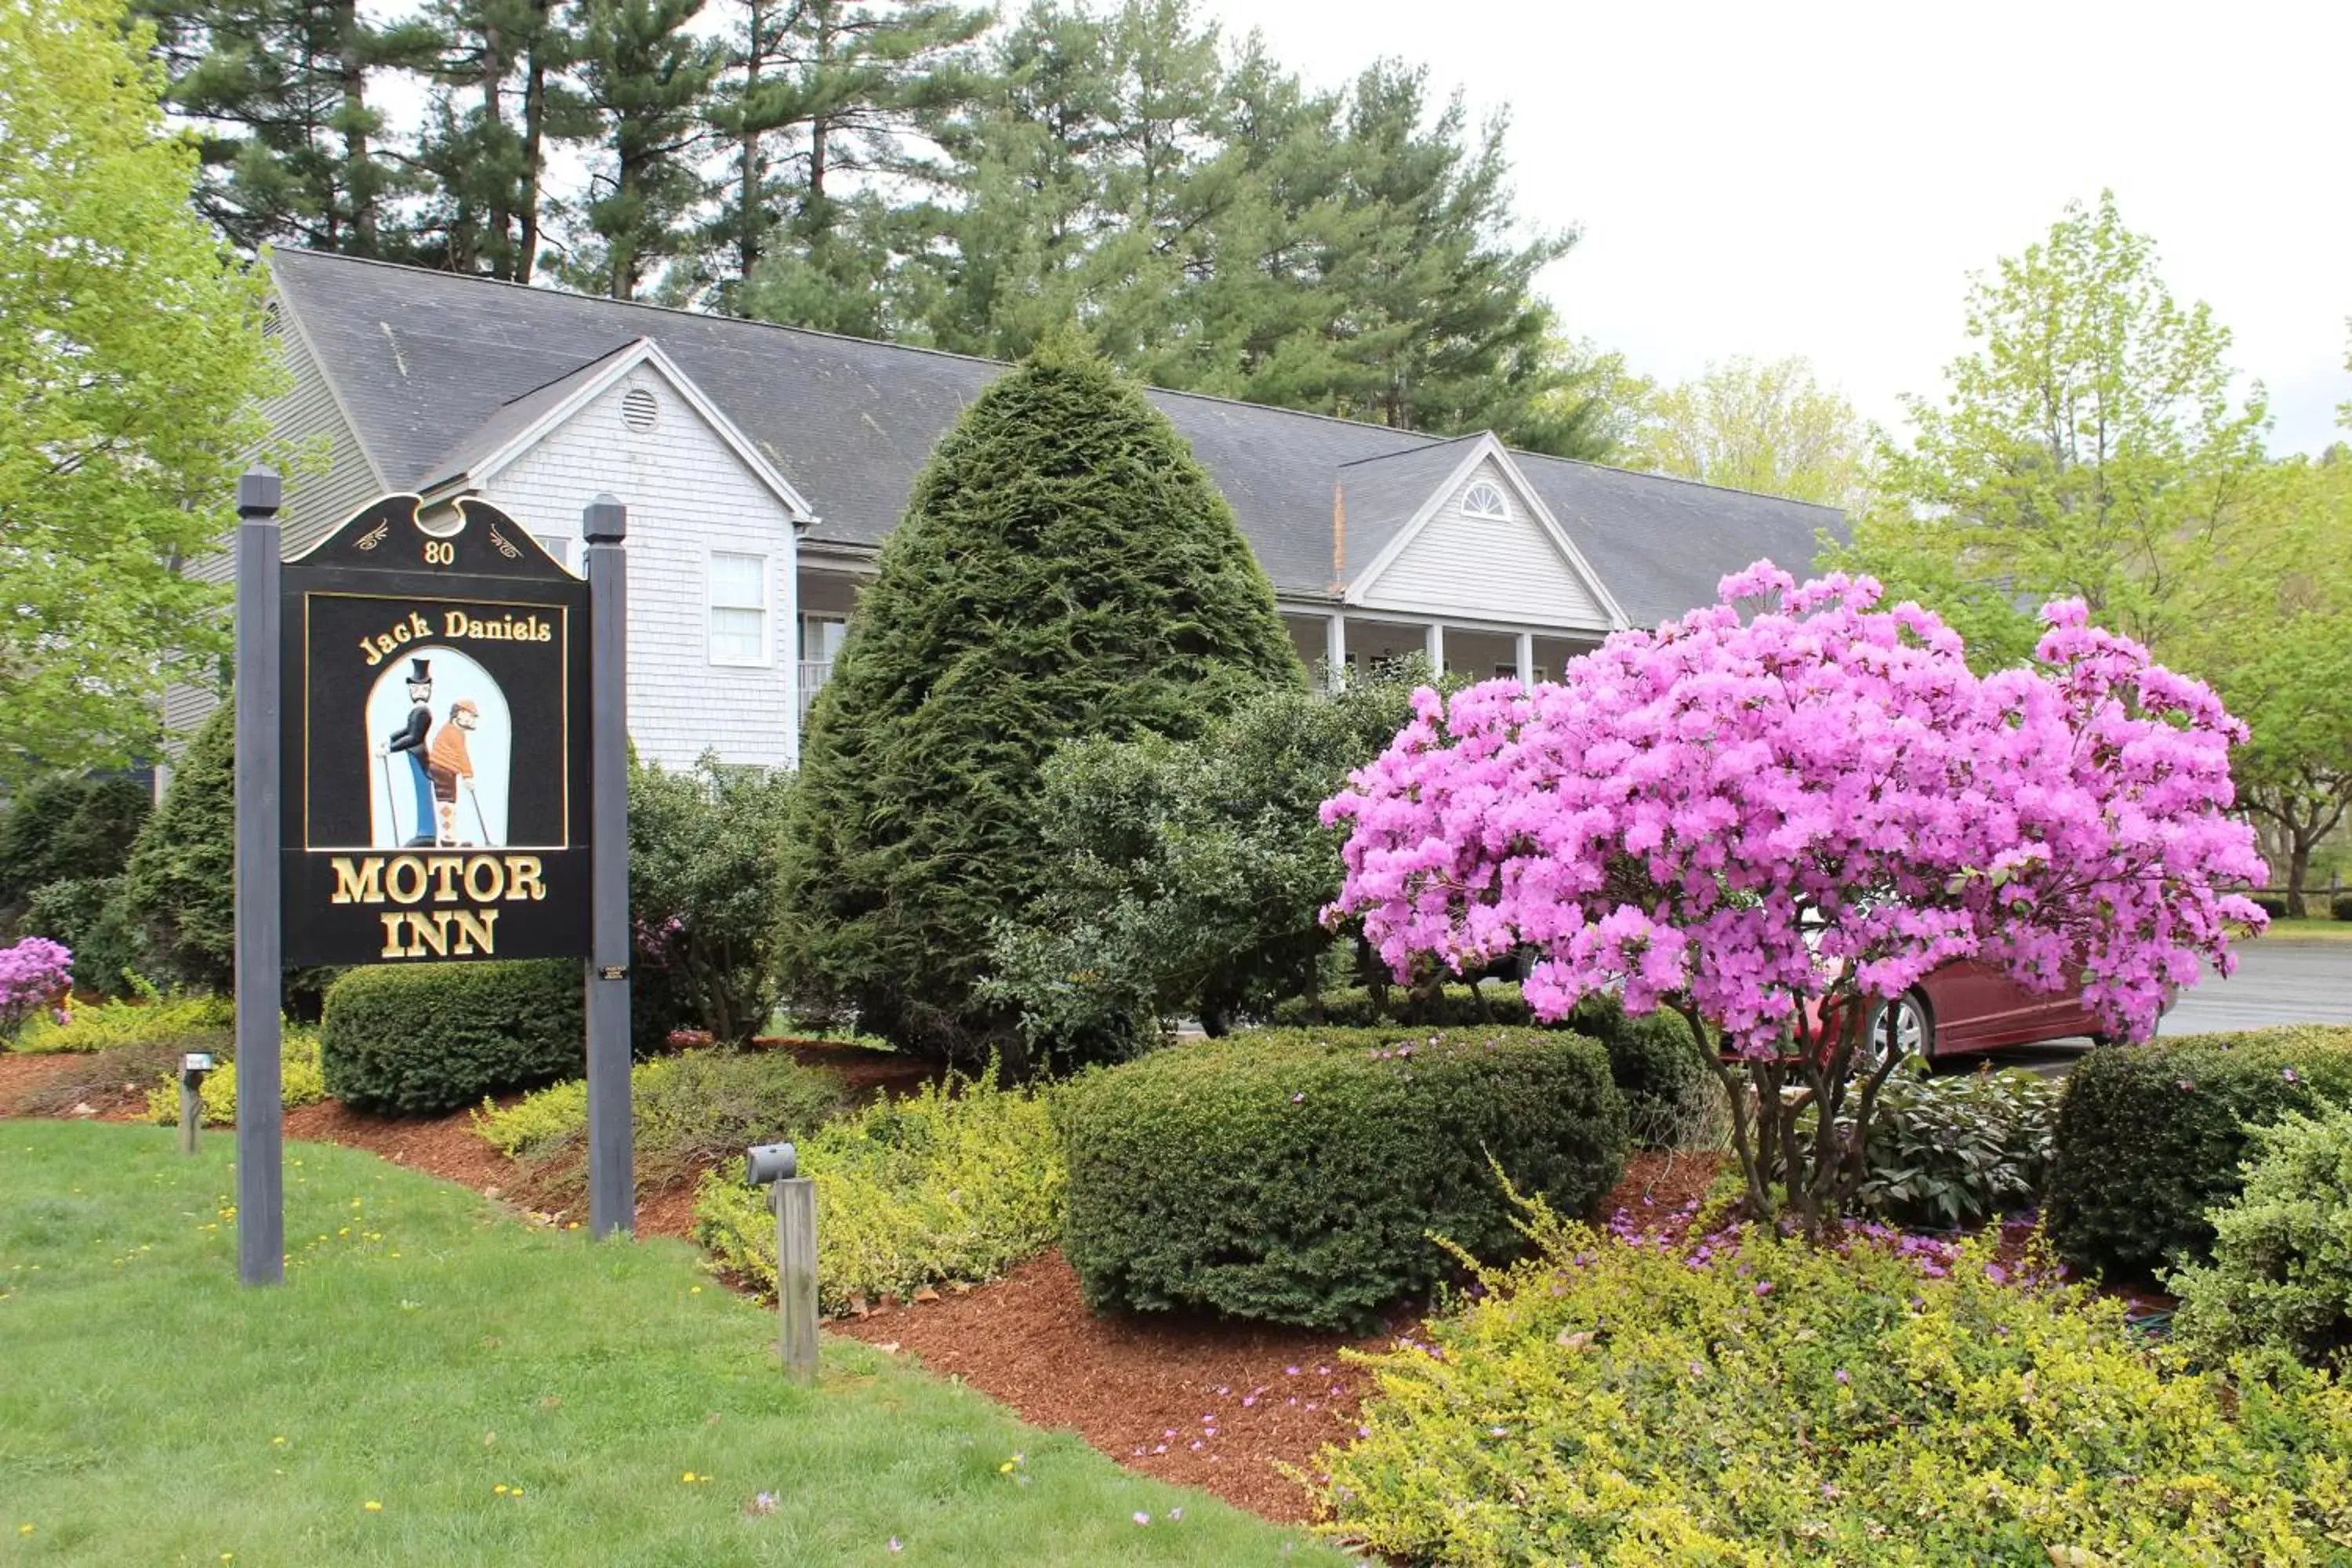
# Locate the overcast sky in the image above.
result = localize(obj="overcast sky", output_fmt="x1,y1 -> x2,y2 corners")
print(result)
1192,0 -> 2350,456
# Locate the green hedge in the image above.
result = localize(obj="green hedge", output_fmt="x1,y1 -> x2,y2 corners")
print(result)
1263,984 -> 1708,1147
1061,1026 -> 1628,1330
321,960 -> 583,1115
2045,1025 -> 2352,1277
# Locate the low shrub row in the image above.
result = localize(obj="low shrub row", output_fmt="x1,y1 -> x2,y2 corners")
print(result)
1263,985 -> 1713,1149
321,960 -> 584,1115
694,1068 -> 1065,1314
473,1048 -> 846,1186
14,989 -> 232,1054
1061,1026 -> 1628,1331
2170,1102 -> 2352,1375
143,1028 -> 327,1126
1319,1197 -> 2352,1564
2046,1025 -> 2352,1276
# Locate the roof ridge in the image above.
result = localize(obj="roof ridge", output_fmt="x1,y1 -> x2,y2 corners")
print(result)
1512,445 -> 1847,517
1334,430 -> 1486,469
266,249 -> 1475,449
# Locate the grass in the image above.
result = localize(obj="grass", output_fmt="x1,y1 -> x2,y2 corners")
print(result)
2256,914 -> 2352,942
0,1122 -> 1347,1566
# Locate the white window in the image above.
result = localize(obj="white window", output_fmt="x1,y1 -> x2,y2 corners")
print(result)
708,551 -> 769,666
1461,479 -> 1510,521
529,532 -> 576,572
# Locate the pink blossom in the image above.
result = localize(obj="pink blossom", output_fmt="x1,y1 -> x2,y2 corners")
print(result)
1321,564 -> 2264,1059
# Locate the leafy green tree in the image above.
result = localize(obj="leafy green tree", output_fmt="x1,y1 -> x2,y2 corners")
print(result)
0,0 -> 280,783
985,670 -> 1423,1065
1624,355 -> 1872,510
140,0 -> 442,253
1835,193 -> 2267,668
775,338 -> 1301,1065
628,753 -> 794,1046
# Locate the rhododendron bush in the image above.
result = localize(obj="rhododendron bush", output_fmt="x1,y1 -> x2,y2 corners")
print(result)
1323,562 -> 2267,1223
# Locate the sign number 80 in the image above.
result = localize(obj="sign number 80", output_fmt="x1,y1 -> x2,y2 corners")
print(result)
422,539 -> 455,565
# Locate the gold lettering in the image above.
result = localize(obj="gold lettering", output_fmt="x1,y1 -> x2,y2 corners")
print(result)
406,611 -> 429,639
331,856 -> 383,904
408,909 -> 451,957
452,909 -> 499,955
446,611 -> 469,637
378,912 -> 409,959
503,855 -> 546,902
463,855 -> 503,902
361,638 -> 383,667
428,855 -> 464,902
385,855 -> 427,905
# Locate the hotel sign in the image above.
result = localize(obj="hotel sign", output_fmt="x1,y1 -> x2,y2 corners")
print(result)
280,495 -> 592,965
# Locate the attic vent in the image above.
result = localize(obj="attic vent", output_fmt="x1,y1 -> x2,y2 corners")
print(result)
1462,480 -> 1509,521
620,385 -> 660,434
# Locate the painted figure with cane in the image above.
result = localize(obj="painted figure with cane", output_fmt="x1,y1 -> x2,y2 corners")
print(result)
375,659 -> 435,846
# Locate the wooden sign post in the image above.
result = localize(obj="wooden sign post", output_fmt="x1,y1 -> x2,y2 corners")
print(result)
235,482 -> 632,1281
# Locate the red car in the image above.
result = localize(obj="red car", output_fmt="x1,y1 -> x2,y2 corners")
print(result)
1859,960 -> 2148,1067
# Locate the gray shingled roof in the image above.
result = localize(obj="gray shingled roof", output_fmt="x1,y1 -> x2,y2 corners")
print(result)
1333,436 -> 1486,585
270,249 -> 1840,618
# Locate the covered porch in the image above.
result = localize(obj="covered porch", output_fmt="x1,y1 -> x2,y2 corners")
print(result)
1279,608 -> 1599,691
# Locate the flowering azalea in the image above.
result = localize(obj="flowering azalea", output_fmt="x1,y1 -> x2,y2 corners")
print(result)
1323,563 -> 2265,1221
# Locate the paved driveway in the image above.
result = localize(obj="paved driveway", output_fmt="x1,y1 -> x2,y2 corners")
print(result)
1984,938 -> 2352,1076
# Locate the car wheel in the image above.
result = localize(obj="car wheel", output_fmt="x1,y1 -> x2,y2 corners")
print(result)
1859,990 -> 1932,1074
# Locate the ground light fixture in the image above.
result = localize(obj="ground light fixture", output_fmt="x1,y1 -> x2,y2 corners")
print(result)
177,1053 -> 215,1156
744,1143 -> 818,1385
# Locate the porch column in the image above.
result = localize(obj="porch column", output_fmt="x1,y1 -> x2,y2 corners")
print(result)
1515,630 -> 1534,686
1324,612 -> 1348,691
1424,621 -> 1445,675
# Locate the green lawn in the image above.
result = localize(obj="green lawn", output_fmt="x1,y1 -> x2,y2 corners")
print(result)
2257,915 -> 2352,942
0,1122 -> 1345,1566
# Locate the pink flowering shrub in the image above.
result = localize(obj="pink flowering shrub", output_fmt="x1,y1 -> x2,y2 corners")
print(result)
1323,562 -> 2267,1223
0,936 -> 74,1044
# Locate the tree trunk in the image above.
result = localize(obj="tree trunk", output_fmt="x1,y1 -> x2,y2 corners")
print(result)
518,18 -> 549,282
336,0 -> 374,252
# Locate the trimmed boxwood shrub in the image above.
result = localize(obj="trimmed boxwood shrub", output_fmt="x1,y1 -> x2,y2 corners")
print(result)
321,960 -> 583,1114
1061,1026 -> 1628,1330
2045,1025 -> 2352,1276
1262,985 -> 1709,1148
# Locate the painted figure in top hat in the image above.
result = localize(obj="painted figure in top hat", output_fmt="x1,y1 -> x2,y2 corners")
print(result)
376,658 -> 435,846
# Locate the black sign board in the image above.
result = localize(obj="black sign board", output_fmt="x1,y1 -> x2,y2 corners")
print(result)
281,495 -> 591,965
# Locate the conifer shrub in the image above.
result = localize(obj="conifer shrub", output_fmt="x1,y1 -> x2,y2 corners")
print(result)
321,960 -> 582,1114
0,772 -> 150,908
2046,1025 -> 2352,1276
776,339 -> 1301,1065
120,703 -> 234,993
18,875 -> 143,996
1060,1026 -> 1627,1330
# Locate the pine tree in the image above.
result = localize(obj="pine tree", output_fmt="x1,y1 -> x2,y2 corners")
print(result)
775,339 -> 1302,1065
561,0 -> 720,299
410,0 -> 580,279
140,0 -> 441,254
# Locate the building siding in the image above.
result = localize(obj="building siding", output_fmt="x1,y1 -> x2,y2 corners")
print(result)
487,372 -> 800,771
162,310 -> 386,749
1353,458 -> 1608,630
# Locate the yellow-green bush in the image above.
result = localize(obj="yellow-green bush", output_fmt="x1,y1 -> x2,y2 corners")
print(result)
472,1049 -> 844,1183
1318,1197 -> 2352,1566
695,1069 -> 1064,1313
143,1028 -> 326,1126
17,990 -> 232,1054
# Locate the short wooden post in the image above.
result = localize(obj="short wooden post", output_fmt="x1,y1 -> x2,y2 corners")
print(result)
774,1177 -> 818,1385
178,1075 -> 201,1156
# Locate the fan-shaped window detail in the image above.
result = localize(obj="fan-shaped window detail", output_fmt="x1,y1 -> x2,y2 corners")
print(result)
1461,479 -> 1510,520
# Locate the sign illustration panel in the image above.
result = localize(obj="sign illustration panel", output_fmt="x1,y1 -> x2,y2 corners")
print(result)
281,495 -> 592,965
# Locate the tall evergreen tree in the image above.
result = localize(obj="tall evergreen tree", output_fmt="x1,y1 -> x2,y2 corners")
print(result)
775,339 -> 1301,1065
410,0 -> 580,279
558,0 -> 720,299
139,0 -> 441,253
